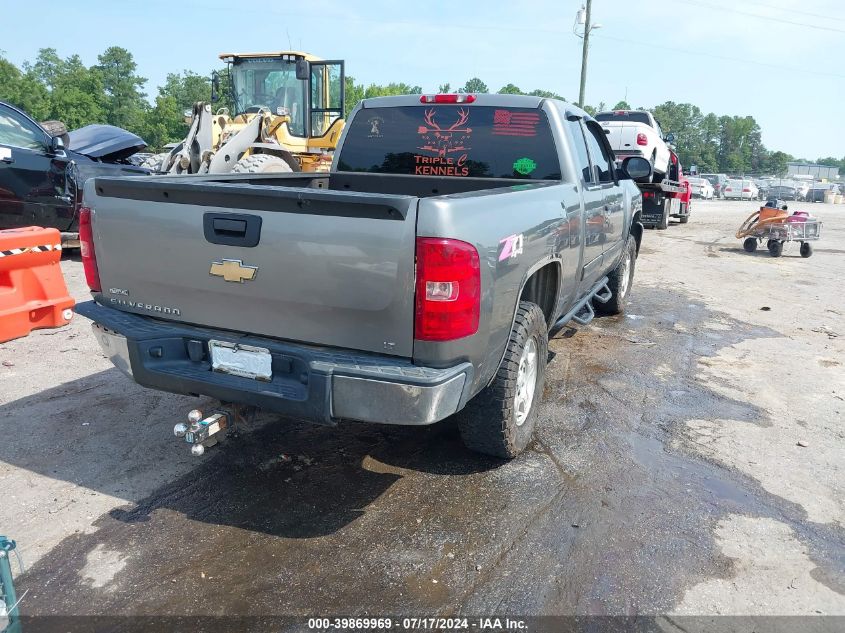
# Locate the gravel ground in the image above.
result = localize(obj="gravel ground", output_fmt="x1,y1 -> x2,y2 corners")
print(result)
0,199 -> 842,626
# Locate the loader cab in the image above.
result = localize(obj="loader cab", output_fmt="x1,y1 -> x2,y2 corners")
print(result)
221,52 -> 344,139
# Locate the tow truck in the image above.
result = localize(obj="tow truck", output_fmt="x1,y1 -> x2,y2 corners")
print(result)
620,150 -> 691,230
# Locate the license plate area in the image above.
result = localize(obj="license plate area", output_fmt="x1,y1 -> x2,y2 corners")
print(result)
209,340 -> 272,381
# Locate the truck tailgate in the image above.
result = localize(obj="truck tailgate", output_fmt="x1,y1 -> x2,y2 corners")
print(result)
601,122 -> 636,152
85,178 -> 418,357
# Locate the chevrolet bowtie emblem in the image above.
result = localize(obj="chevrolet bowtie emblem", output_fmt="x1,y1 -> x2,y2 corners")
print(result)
209,259 -> 258,283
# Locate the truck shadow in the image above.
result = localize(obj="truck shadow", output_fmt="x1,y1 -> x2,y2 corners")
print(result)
0,368 -> 499,540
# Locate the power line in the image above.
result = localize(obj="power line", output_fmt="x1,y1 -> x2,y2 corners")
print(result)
732,0 -> 845,22
677,0 -> 845,33
592,32 -> 845,79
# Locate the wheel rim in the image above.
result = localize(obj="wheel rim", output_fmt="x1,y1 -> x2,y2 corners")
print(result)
514,338 -> 539,426
619,248 -> 632,300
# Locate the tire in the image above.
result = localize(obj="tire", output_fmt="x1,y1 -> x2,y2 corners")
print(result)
458,302 -> 548,459
800,242 -> 813,258
768,240 -> 783,257
651,153 -> 664,184
678,203 -> 690,224
743,237 -> 757,253
139,152 -> 171,172
595,234 -> 636,316
232,154 -> 295,174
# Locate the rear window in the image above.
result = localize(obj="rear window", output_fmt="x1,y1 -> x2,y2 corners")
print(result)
595,111 -> 652,126
336,105 -> 561,180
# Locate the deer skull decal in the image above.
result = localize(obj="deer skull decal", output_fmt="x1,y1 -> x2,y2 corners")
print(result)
418,108 -> 472,156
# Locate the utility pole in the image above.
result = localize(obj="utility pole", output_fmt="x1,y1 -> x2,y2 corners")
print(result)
578,0 -> 592,108
574,1 -> 600,108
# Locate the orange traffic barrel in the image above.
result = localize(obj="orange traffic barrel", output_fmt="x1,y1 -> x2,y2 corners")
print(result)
0,227 -> 75,343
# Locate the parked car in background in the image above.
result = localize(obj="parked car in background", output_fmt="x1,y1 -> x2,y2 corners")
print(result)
767,183 -> 798,200
0,101 -> 149,245
755,179 -> 771,200
595,110 -> 673,183
795,181 -> 811,201
700,173 -> 728,198
723,179 -> 759,200
686,176 -> 714,199
807,182 -> 836,202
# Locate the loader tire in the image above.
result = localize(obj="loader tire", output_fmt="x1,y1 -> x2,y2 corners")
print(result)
458,302 -> 548,459
139,152 -> 171,172
232,154 -> 295,174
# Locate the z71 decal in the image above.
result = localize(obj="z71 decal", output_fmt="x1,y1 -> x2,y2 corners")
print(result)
499,233 -> 525,261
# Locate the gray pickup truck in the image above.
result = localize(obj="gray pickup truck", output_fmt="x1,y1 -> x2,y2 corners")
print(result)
75,93 -> 650,458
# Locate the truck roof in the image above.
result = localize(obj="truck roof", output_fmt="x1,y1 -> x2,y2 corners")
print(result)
358,93 -> 592,119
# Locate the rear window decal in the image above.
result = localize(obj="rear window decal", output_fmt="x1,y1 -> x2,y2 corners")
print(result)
492,109 -> 540,137
513,157 -> 537,175
418,108 -> 472,156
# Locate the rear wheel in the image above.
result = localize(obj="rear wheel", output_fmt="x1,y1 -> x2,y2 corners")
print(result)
800,242 -> 813,258
768,240 -> 783,257
458,302 -> 548,459
743,237 -> 758,253
595,234 -> 636,316
232,154 -> 295,173
651,152 -> 664,184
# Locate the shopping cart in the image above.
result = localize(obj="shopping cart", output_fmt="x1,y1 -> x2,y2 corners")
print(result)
736,199 -> 823,258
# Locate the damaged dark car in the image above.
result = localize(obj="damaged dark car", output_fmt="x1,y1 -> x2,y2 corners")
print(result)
0,101 -> 149,246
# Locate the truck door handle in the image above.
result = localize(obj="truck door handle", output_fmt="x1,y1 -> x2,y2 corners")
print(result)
203,212 -> 262,247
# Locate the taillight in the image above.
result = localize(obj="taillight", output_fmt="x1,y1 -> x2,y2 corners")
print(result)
742,188 -> 750,192
419,94 -> 476,104
414,238 -> 480,341
78,207 -> 101,292
636,133 -> 648,146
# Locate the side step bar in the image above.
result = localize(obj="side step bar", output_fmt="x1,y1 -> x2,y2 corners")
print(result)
552,276 -> 611,331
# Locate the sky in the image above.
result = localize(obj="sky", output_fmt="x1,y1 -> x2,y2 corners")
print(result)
1,0 -> 843,159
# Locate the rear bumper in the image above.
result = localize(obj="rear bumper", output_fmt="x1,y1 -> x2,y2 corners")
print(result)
76,301 -> 472,426
613,149 -> 647,162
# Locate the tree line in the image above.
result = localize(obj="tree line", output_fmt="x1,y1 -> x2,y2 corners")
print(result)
1,47 -> 841,176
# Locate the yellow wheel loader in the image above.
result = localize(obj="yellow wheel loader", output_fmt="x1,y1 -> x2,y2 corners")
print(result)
146,52 -> 345,174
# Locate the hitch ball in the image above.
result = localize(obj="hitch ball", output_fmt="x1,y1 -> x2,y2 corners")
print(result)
188,409 -> 204,424
191,444 -> 206,457
173,422 -> 188,437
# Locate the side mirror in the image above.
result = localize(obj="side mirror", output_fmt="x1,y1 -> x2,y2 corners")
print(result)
295,59 -> 310,81
210,72 -> 220,103
664,132 -> 676,143
620,156 -> 652,183
49,135 -> 65,154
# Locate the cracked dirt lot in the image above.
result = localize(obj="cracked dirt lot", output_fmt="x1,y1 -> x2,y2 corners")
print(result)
0,199 -> 843,628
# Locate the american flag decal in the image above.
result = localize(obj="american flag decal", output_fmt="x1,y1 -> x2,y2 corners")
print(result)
492,110 -> 541,137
